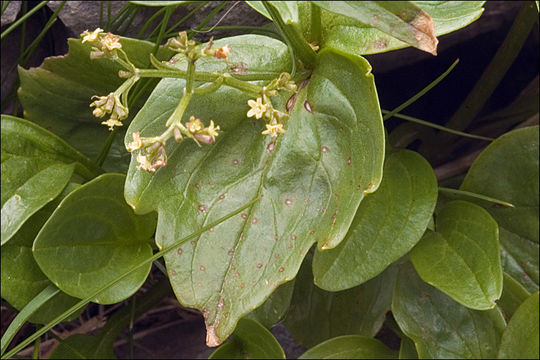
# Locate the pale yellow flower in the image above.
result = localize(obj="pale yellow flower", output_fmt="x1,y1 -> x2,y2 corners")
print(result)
205,120 -> 220,141
126,132 -> 143,152
247,97 -> 267,119
101,118 -> 123,131
101,32 -> 122,51
136,154 -> 155,172
81,28 -> 103,43
186,116 -> 203,134
261,123 -> 286,137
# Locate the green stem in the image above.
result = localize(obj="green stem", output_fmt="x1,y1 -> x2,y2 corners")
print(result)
443,1 -> 538,135
263,1 -> 316,70
384,59 -> 459,121
136,69 -> 265,96
152,6 -> 175,55
439,187 -> 515,208
383,110 -> 493,142
2,196 -> 261,359
1,0 -> 48,40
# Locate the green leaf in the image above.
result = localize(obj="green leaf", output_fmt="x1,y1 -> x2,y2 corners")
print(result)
392,262 -> 506,359
17,38 -> 174,172
498,272 -> 531,320
124,36 -> 384,345
498,292 -> 539,359
318,1 -> 484,56
410,200 -> 502,310
313,1 -> 438,55
32,173 -> 156,304
313,149 -> 437,291
1,183 -> 82,324
299,335 -> 398,359
209,318 -> 285,359
461,126 -> 539,292
284,253 -> 395,348
246,280 -> 295,329
1,115 -> 101,244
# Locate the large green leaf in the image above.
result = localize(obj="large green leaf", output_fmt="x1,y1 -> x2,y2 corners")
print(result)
298,335 -> 398,359
313,149 -> 437,291
32,173 -> 156,304
313,1 -> 438,55
460,126 -> 539,293
124,35 -> 385,345
246,1 -> 484,56
1,183 -> 82,324
284,253 -> 395,348
392,262 -> 506,359
498,291 -> 539,359
17,37 -> 174,172
209,318 -> 285,359
410,200 -> 502,310
1,116 -> 101,245
318,1 -> 484,56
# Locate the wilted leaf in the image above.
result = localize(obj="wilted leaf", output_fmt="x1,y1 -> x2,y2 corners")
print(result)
124,35 -> 385,345
33,174 -> 156,304
313,149 -> 437,291
392,262 -> 506,359
461,126 -> 539,292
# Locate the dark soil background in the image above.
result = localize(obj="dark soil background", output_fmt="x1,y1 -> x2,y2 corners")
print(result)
1,1 -> 538,359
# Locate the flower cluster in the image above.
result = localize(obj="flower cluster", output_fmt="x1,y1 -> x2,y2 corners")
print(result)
246,72 -> 297,137
126,116 -> 220,173
90,93 -> 129,130
80,28 -> 123,60
167,32 -> 231,61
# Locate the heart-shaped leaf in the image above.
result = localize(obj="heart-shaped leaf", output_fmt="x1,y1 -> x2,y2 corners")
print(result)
1,183 -> 83,324
313,149 -> 437,291
1,115 -> 101,245
209,318 -> 285,359
392,262 -> 506,359
284,253 -> 395,348
460,126 -> 539,293
298,335 -> 398,359
17,37 -> 174,172
497,291 -> 539,359
124,35 -> 385,345
33,173 -> 156,304
410,200 -> 502,309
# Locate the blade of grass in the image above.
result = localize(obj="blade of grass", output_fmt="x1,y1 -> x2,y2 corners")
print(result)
438,187 -> 515,208
161,1 -> 208,39
383,110 -> 493,142
1,0 -> 48,40
1,285 -> 60,355
151,6 -> 175,54
187,0 -> 227,39
383,59 -> 459,121
137,7 -> 166,39
105,2 -> 131,32
442,1 -> 538,136
2,196 -> 261,359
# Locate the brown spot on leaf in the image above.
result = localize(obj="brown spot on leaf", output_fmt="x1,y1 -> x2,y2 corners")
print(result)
279,267 -> 285,272
177,248 -> 183,255
256,263 -> 263,268
321,146 -> 329,153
